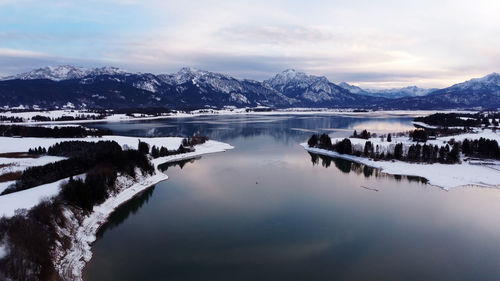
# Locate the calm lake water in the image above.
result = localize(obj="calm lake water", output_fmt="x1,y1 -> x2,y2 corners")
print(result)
85,114 -> 500,281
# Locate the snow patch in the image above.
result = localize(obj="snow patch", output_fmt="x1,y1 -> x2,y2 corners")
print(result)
0,174 -> 85,218
0,244 -> 6,259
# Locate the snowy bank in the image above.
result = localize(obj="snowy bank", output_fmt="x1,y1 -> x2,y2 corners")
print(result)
302,143 -> 500,190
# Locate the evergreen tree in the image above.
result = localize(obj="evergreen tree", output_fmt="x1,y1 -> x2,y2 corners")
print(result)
364,141 -> 373,157
336,138 -> 352,154
394,143 -> 403,160
318,134 -> 332,149
138,140 -> 150,154
151,145 -> 160,158
308,134 -> 319,147
387,133 -> 392,142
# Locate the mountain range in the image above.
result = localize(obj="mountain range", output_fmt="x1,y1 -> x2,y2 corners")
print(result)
0,66 -> 499,110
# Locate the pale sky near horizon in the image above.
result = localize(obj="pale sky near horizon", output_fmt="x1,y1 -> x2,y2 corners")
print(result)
0,0 -> 499,88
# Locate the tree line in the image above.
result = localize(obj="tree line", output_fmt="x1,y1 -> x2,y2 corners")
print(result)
0,125 -> 112,138
414,112 -> 500,128
307,133 -> 499,164
1,140 -> 153,195
31,114 -> 107,122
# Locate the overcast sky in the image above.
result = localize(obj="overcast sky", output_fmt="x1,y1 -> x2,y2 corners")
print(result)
0,0 -> 499,88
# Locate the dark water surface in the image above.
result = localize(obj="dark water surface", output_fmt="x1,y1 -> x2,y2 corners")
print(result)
85,114 -> 500,281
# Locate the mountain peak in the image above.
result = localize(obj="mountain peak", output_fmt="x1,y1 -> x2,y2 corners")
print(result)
266,69 -> 329,86
451,72 -> 500,90
3,65 -> 89,81
90,66 -> 126,76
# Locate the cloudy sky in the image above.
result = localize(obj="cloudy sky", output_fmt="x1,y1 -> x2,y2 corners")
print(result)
0,0 -> 499,88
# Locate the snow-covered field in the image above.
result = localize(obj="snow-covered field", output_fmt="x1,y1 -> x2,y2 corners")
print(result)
0,155 -> 66,175
0,174 -> 85,218
302,128 -> 500,190
0,135 -> 185,154
0,244 -> 6,259
0,108 -> 476,126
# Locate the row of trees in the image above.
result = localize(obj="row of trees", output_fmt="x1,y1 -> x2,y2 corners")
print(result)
150,144 -> 194,158
28,146 -> 47,155
139,135 -> 207,159
2,141 -> 154,195
0,125 -> 112,138
351,129 -> 372,140
308,133 -> 353,155
462,138 -> 500,159
306,133 -> 497,164
31,114 -> 106,122
0,115 -> 23,123
414,112 -> 500,128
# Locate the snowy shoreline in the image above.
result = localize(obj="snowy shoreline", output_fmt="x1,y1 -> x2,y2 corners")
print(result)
0,108 -> 476,126
54,140 -> 233,281
302,143 -> 500,190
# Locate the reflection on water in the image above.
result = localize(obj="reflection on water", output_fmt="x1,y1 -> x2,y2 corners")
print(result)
308,152 -> 428,184
96,186 -> 155,239
89,114 -> 415,146
157,157 -> 199,172
85,114 -> 500,281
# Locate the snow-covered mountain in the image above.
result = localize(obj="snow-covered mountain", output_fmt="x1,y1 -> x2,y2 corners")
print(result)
445,72 -> 500,91
0,66 -> 498,109
1,65 -> 89,81
263,69 -> 380,106
157,67 -> 296,107
1,65 -> 128,81
381,73 -> 500,109
338,82 -> 434,99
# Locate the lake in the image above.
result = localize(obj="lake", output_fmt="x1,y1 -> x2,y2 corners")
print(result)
85,113 -> 500,281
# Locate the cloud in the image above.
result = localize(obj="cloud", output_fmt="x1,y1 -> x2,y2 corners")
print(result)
0,0 -> 500,88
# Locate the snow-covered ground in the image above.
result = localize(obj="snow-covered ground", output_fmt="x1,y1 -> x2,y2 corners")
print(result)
0,109 -> 102,120
0,155 -> 66,175
0,244 -> 6,259
0,181 -> 15,194
0,135 -> 185,154
302,128 -> 500,190
0,174 -> 85,218
0,109 -> 477,126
